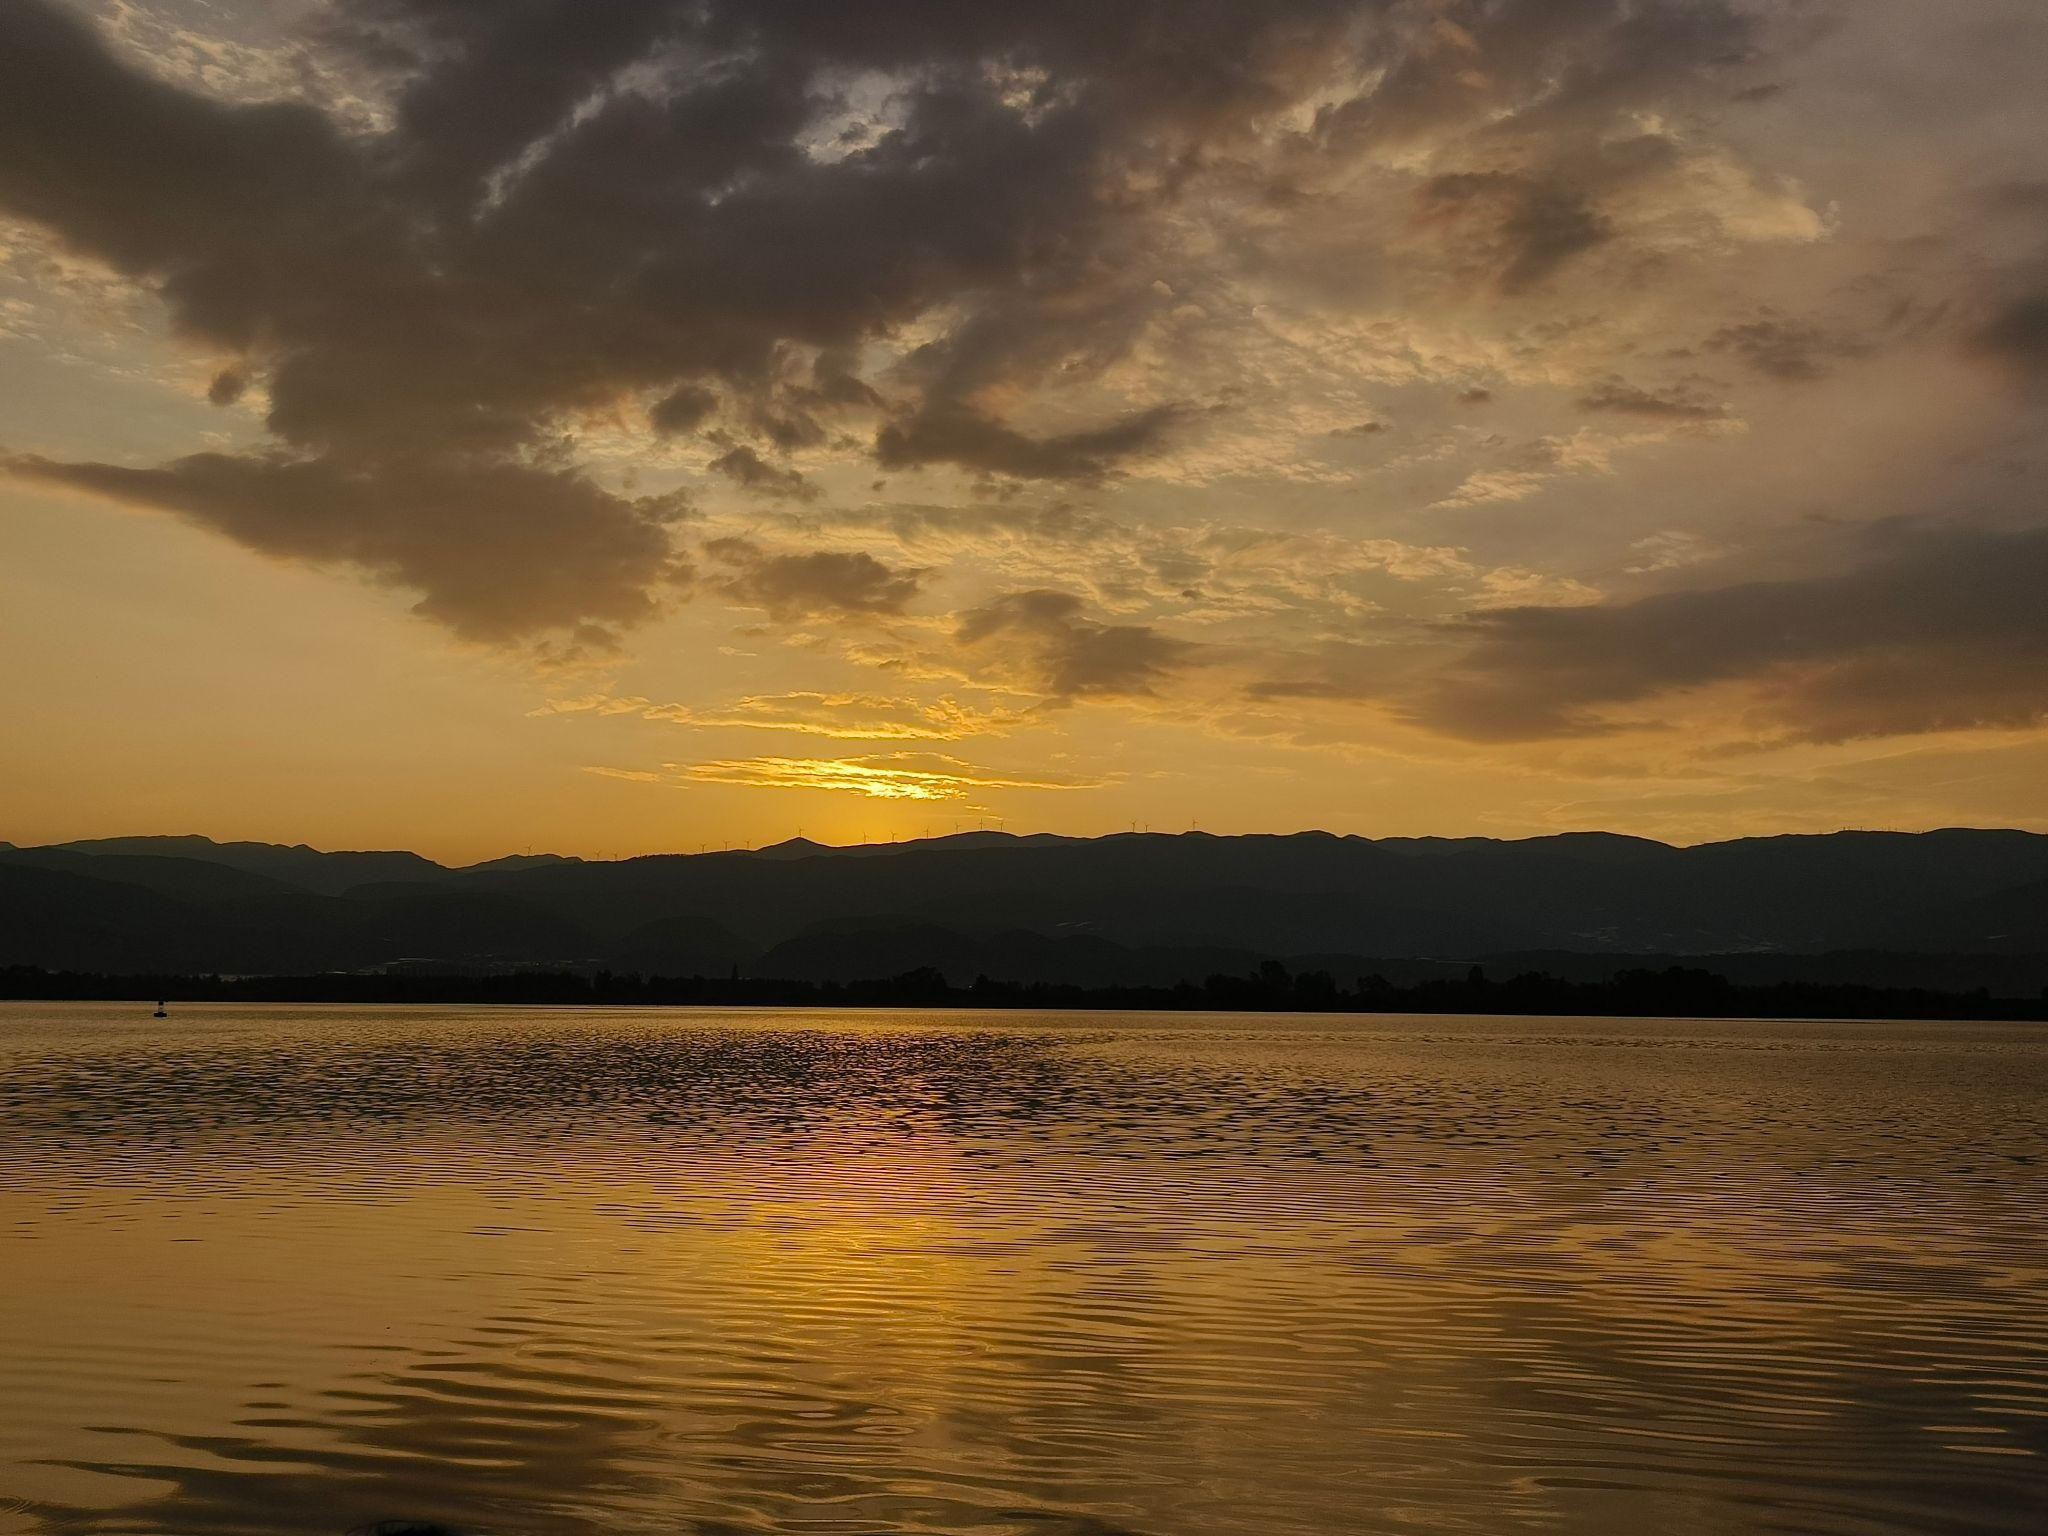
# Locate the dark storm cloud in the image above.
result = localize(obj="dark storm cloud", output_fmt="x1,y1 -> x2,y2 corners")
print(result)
956,590 -> 1195,699
0,0 -> 1375,640
707,540 -> 922,619
0,3 -> 371,306
875,405 -> 1186,482
1412,525 -> 2048,742
706,445 -> 818,502
4,451 -> 688,641
0,0 -> 1807,646
649,385 -> 719,436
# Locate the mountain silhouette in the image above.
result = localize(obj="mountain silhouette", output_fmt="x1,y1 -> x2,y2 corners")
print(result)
3,828 -> 2046,992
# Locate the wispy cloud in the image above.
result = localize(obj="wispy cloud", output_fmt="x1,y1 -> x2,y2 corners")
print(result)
588,753 -> 1109,802
534,690 -> 1026,742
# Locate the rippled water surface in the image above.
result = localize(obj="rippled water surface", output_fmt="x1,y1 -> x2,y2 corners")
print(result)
2,1005 -> 2045,1536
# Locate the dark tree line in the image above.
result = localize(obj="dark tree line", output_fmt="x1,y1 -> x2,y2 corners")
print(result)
3,963 -> 2044,1020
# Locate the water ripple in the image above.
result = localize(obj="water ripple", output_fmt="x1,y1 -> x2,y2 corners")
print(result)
2,1004 -> 2045,1535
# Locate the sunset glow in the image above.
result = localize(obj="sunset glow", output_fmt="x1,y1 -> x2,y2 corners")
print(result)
4,1 -> 2047,862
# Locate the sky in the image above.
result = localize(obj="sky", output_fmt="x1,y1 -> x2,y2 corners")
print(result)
3,0 -> 2047,863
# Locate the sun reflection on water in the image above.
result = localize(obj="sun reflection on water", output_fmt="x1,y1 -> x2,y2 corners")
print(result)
2,1004 -> 2045,1535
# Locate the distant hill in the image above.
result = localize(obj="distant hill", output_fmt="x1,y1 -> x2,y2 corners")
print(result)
53,835 -> 445,896
452,852 -> 585,875
3,828 -> 2046,992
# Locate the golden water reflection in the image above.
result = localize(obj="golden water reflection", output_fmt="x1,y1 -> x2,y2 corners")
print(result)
2,1005 -> 2045,1534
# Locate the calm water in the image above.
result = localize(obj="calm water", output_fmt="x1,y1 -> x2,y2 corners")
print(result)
1,1006 -> 2045,1536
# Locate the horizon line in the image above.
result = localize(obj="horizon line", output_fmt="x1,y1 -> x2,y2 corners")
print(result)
8,822 -> 2041,868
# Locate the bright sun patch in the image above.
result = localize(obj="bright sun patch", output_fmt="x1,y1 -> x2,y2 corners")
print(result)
589,753 -> 1107,803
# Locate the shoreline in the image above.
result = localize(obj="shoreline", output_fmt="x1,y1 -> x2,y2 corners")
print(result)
6,964 -> 2045,1023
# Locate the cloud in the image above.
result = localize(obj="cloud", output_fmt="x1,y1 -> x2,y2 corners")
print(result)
597,751 -> 1106,802
707,539 -> 922,619
4,449 -> 687,642
1428,435 -> 1613,510
1244,639 -> 1411,706
4,0 -> 2041,779
1968,286 -> 2048,383
0,4 -> 1840,559
807,498 -> 1484,638
535,689 -> 1021,741
1624,530 -> 1722,574
1705,313 -> 1856,381
875,404 -> 1185,482
1417,172 -> 1613,293
1576,377 -> 1727,420
706,445 -> 818,501
649,384 -> 718,435
955,589 -> 1197,699
0,0 -> 1366,640
1412,524 -> 2048,743
1322,0 -> 1761,153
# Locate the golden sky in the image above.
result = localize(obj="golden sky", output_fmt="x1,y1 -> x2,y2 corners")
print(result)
5,0 -> 2048,864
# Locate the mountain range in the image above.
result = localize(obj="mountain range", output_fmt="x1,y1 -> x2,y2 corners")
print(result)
4,828 -> 2047,994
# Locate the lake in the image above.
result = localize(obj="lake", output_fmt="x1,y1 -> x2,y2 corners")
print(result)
1,1004 -> 2044,1535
